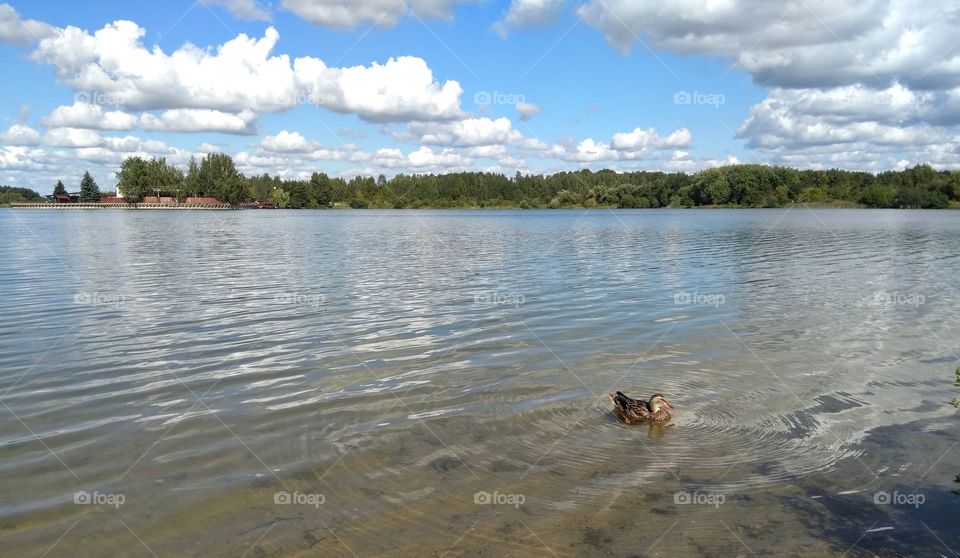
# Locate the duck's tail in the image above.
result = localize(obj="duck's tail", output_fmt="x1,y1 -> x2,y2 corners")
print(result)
609,391 -> 633,409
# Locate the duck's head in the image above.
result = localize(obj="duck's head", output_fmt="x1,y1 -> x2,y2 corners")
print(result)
648,394 -> 675,413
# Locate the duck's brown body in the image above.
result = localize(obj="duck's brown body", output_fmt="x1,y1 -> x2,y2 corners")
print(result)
609,391 -> 674,423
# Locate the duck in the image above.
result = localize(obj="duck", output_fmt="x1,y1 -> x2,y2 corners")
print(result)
608,391 -> 675,424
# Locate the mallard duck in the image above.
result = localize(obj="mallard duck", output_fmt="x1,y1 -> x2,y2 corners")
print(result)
609,392 -> 674,423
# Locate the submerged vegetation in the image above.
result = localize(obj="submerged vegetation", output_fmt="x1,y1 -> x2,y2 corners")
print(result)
28,154 -> 960,208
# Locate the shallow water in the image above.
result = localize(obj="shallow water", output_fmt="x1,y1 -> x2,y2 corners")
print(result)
0,208 -> 958,557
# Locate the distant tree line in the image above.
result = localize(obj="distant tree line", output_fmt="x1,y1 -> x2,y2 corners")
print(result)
89,154 -> 960,209
0,185 -> 45,205
2,172 -> 102,205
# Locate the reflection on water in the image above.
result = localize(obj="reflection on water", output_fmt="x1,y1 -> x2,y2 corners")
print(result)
0,208 -> 958,556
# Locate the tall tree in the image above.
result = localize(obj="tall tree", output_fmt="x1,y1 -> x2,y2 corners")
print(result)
53,180 -> 67,196
198,153 -> 245,204
79,171 -> 101,202
310,172 -> 332,207
116,157 -> 150,202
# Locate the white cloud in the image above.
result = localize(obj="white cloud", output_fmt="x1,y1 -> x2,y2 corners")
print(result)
0,146 -> 47,170
577,0 -> 959,91
575,0 -> 960,169
260,130 -> 316,152
0,124 -> 41,146
32,23 -> 463,124
140,109 -> 258,135
0,3 -> 54,45
550,126 -> 693,162
281,0 -> 474,29
43,127 -> 103,148
201,0 -> 271,21
42,103 -> 138,131
611,127 -> 691,150
33,24 -> 299,113
737,86 -> 951,150
516,102 -> 541,121
295,56 -> 463,122
493,0 -> 564,37
410,117 -> 521,146
372,145 -> 471,170
561,138 -> 618,162
732,84 -> 960,170
102,136 -> 143,152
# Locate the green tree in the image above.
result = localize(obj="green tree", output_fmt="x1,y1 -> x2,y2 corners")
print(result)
269,187 -> 291,208
860,185 -> 897,208
285,181 -> 311,208
116,157 -> 150,202
0,191 -> 26,205
185,156 -> 202,197
197,153 -> 245,204
150,158 -> 185,199
310,172 -> 332,207
79,171 -> 101,202
53,180 -> 67,196
707,175 -> 732,205
798,187 -> 829,203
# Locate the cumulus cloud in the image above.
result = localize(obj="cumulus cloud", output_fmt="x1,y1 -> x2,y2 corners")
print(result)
281,0 -> 474,29
516,102 -> 541,121
408,117 -> 522,146
295,56 -> 463,122
0,3 -> 54,45
42,103 -> 138,131
372,146 -> 471,169
32,24 -> 300,113
735,85 -> 958,169
575,0 -> 960,169
260,130 -> 316,153
31,23 -> 463,125
0,146 -> 47,171
201,0 -> 271,21
0,124 -> 41,146
578,0 -> 960,91
611,127 -> 691,150
550,127 -> 694,163
43,127 -> 104,148
140,109 -> 258,135
493,0 -> 564,37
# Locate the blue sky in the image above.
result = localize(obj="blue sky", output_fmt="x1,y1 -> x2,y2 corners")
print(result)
0,0 -> 955,192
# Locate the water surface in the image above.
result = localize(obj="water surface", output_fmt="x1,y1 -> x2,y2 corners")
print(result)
1,208 -> 958,556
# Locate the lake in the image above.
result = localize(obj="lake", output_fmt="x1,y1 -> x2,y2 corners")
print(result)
1,208 -> 958,557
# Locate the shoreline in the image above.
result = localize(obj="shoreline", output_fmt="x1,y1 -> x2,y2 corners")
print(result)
8,202 -> 247,210
5,202 -> 958,210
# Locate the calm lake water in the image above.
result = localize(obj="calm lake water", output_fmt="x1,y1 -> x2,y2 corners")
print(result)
1,208 -> 958,557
